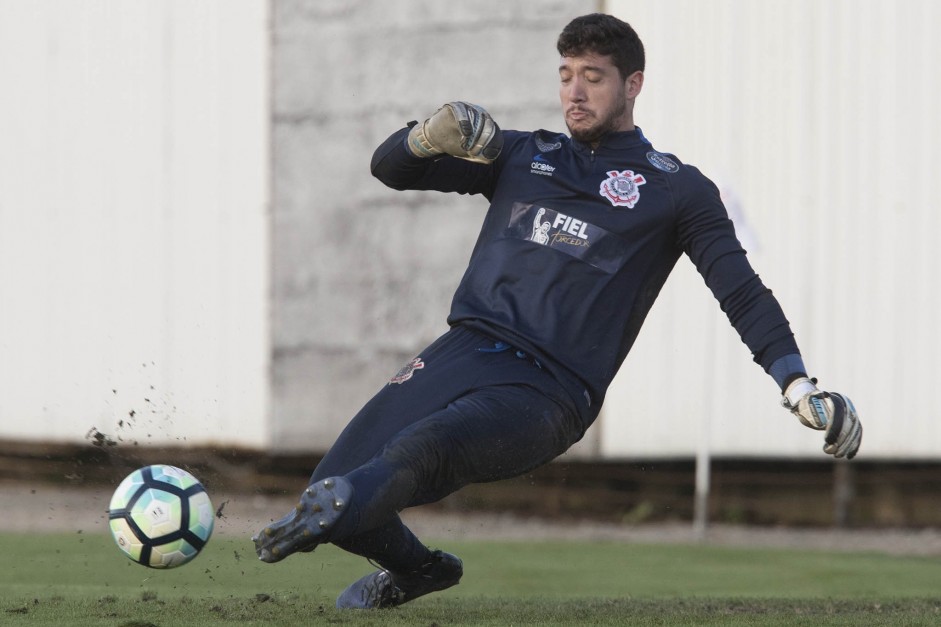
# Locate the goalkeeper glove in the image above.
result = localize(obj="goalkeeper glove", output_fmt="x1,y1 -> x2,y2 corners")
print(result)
407,101 -> 503,164
782,377 -> 863,459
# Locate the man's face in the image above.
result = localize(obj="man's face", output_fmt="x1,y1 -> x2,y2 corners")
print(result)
559,52 -> 642,144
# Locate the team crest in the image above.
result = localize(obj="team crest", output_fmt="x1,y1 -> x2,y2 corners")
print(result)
599,169 -> 646,208
389,357 -> 424,384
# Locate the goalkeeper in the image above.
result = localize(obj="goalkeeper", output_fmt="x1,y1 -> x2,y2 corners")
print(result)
254,12 -> 862,609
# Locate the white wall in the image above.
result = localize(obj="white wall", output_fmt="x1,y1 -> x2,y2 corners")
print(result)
602,0 -> 941,458
0,0 -> 271,447
268,1 -> 594,452
1,0 -> 937,461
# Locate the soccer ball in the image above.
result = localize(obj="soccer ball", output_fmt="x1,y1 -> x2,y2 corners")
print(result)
108,464 -> 214,568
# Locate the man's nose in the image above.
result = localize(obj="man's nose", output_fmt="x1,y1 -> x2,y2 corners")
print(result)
568,78 -> 587,102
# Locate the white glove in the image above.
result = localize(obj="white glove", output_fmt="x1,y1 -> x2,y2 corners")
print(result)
782,377 -> 863,459
406,102 -> 503,164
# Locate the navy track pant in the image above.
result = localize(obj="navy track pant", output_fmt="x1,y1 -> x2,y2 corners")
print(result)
308,325 -> 584,571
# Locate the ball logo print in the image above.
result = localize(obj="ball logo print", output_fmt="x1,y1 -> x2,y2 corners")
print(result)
108,464 -> 214,568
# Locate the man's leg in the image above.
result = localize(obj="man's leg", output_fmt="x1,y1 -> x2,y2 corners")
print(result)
251,328 -> 485,563
255,384 -> 579,560
344,384 -> 581,515
331,384 -> 581,608
253,326 -> 583,606
256,383 -> 581,608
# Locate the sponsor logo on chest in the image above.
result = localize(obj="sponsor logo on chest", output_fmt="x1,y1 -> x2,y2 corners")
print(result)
530,154 -> 556,177
507,202 -> 624,273
528,207 -> 590,248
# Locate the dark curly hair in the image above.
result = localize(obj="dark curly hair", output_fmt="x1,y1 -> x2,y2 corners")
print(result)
556,14 -> 645,80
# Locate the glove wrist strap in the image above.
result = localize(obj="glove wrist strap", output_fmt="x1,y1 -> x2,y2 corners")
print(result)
783,376 -> 818,407
406,122 -> 442,159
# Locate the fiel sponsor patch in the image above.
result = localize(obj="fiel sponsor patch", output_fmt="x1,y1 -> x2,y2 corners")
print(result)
599,169 -> 646,208
505,202 -> 628,273
389,357 -> 424,384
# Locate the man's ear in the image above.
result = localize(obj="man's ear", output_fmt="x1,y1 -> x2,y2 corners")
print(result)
626,70 -> 644,99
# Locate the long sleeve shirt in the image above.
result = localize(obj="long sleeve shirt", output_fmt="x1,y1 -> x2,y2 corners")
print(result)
371,125 -> 799,425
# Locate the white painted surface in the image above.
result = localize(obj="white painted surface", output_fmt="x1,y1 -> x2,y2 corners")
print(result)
1,1 -> 937,460
0,0 -> 271,447
602,0 -> 940,458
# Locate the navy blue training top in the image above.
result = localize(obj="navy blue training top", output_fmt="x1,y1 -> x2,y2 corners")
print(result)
371,125 -> 799,425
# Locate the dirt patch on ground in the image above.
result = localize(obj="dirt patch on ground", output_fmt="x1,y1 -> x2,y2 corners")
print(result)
5,481 -> 941,557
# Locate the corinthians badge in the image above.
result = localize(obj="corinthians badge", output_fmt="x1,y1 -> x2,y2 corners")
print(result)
599,169 -> 646,208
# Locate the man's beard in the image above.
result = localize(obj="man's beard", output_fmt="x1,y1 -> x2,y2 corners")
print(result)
567,98 -> 628,144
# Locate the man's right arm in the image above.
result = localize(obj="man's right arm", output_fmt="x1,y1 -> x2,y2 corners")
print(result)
371,124 -> 501,196
371,102 -> 504,196
370,124 -> 433,191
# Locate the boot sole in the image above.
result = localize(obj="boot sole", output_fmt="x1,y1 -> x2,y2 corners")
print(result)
252,476 -> 353,563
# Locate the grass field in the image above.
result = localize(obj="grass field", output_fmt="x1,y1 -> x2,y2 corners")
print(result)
2,531 -> 940,626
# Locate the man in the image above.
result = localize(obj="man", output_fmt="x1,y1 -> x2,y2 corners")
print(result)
254,13 -> 862,609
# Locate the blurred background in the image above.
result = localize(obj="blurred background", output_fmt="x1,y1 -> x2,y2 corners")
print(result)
0,0 -> 938,527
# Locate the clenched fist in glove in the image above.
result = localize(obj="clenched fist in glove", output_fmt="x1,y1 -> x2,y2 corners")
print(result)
407,102 -> 503,164
782,377 -> 863,459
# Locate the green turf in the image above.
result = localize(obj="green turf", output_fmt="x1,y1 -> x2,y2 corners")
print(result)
2,532 -> 940,625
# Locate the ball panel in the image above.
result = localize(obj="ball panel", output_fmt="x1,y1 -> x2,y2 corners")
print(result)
151,465 -> 201,491
149,538 -> 199,568
131,488 -> 182,539
108,469 -> 146,510
109,518 -> 144,562
188,491 -> 215,542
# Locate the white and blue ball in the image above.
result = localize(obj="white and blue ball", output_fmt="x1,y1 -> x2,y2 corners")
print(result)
108,464 -> 214,568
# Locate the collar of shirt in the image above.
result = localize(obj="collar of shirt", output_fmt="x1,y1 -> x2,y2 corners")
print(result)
570,127 -> 650,154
